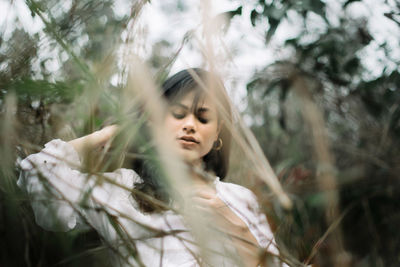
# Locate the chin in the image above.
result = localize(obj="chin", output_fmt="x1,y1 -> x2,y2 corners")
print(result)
178,148 -> 200,163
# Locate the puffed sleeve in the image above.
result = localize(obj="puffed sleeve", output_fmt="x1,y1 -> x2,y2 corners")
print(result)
17,139 -> 92,231
17,139 -> 140,233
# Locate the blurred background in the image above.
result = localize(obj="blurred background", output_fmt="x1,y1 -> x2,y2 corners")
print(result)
1,0 -> 400,266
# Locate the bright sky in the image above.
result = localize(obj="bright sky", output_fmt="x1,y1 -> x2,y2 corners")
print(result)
133,0 -> 300,108
1,0 -> 399,109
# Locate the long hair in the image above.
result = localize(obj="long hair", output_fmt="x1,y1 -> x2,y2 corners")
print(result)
161,68 -> 232,179
132,68 -> 232,212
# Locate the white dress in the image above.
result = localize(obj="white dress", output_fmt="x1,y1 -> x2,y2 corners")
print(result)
18,139 -> 281,267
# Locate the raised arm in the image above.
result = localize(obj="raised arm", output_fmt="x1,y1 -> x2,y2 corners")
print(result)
68,125 -> 118,161
18,125 -> 120,231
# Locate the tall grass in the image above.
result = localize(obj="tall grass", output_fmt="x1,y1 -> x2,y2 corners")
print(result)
0,0 -> 294,266
4,0 -> 395,266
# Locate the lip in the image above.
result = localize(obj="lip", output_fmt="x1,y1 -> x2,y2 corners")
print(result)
178,136 -> 200,144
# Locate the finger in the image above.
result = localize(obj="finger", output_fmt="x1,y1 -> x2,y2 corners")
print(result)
192,187 -> 216,199
192,196 -> 212,206
192,196 -> 228,211
101,125 -> 119,140
183,189 -> 212,200
92,125 -> 119,147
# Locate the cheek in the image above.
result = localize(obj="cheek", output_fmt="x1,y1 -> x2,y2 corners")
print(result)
200,125 -> 219,152
164,115 -> 180,134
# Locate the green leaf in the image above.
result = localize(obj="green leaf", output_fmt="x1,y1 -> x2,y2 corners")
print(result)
309,0 -> 326,19
262,79 -> 281,97
343,57 -> 360,75
265,17 -> 280,43
4,78 -> 83,103
246,78 -> 261,93
250,9 -> 259,26
343,0 -> 362,8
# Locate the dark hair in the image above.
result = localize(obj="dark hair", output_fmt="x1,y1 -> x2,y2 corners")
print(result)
161,68 -> 232,179
132,68 -> 232,212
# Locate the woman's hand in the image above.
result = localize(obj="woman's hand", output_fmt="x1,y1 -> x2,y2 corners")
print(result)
68,125 -> 119,170
191,183 -> 261,267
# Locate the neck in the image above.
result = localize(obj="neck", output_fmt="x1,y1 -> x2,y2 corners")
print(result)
188,162 -> 215,185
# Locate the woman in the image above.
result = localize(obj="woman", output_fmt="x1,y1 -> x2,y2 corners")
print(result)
18,69 -> 280,266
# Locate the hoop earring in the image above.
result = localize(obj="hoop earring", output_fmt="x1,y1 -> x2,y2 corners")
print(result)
214,138 -> 223,151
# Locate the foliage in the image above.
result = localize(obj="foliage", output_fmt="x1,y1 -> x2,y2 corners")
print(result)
237,0 -> 400,266
1,0 -> 400,266
0,0 -> 131,266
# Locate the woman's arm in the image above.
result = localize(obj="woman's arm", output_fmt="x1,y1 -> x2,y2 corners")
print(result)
18,125 -> 120,231
68,125 -> 118,157
18,139 -> 90,231
68,125 -> 119,167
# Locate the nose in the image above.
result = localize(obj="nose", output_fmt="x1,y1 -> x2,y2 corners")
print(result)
182,114 -> 196,133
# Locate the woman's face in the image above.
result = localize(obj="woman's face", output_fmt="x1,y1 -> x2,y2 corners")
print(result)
164,90 -> 220,164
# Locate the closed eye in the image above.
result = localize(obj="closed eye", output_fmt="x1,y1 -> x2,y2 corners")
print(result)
196,108 -> 210,124
172,111 -> 186,119
170,104 -> 187,119
197,116 -> 208,124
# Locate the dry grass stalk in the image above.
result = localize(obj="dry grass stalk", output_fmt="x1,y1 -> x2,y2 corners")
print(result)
292,72 -> 350,266
8,0 -> 294,265
0,93 -> 18,191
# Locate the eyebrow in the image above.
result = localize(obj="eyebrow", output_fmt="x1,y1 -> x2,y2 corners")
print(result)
197,107 -> 209,113
172,103 -> 210,113
171,103 -> 188,109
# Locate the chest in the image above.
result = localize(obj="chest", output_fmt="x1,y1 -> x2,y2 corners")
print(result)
100,200 -> 240,267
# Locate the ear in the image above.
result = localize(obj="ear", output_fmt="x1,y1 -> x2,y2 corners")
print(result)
215,122 -> 222,142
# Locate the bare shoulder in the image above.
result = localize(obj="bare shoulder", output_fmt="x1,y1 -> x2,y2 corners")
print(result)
214,180 -> 259,207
